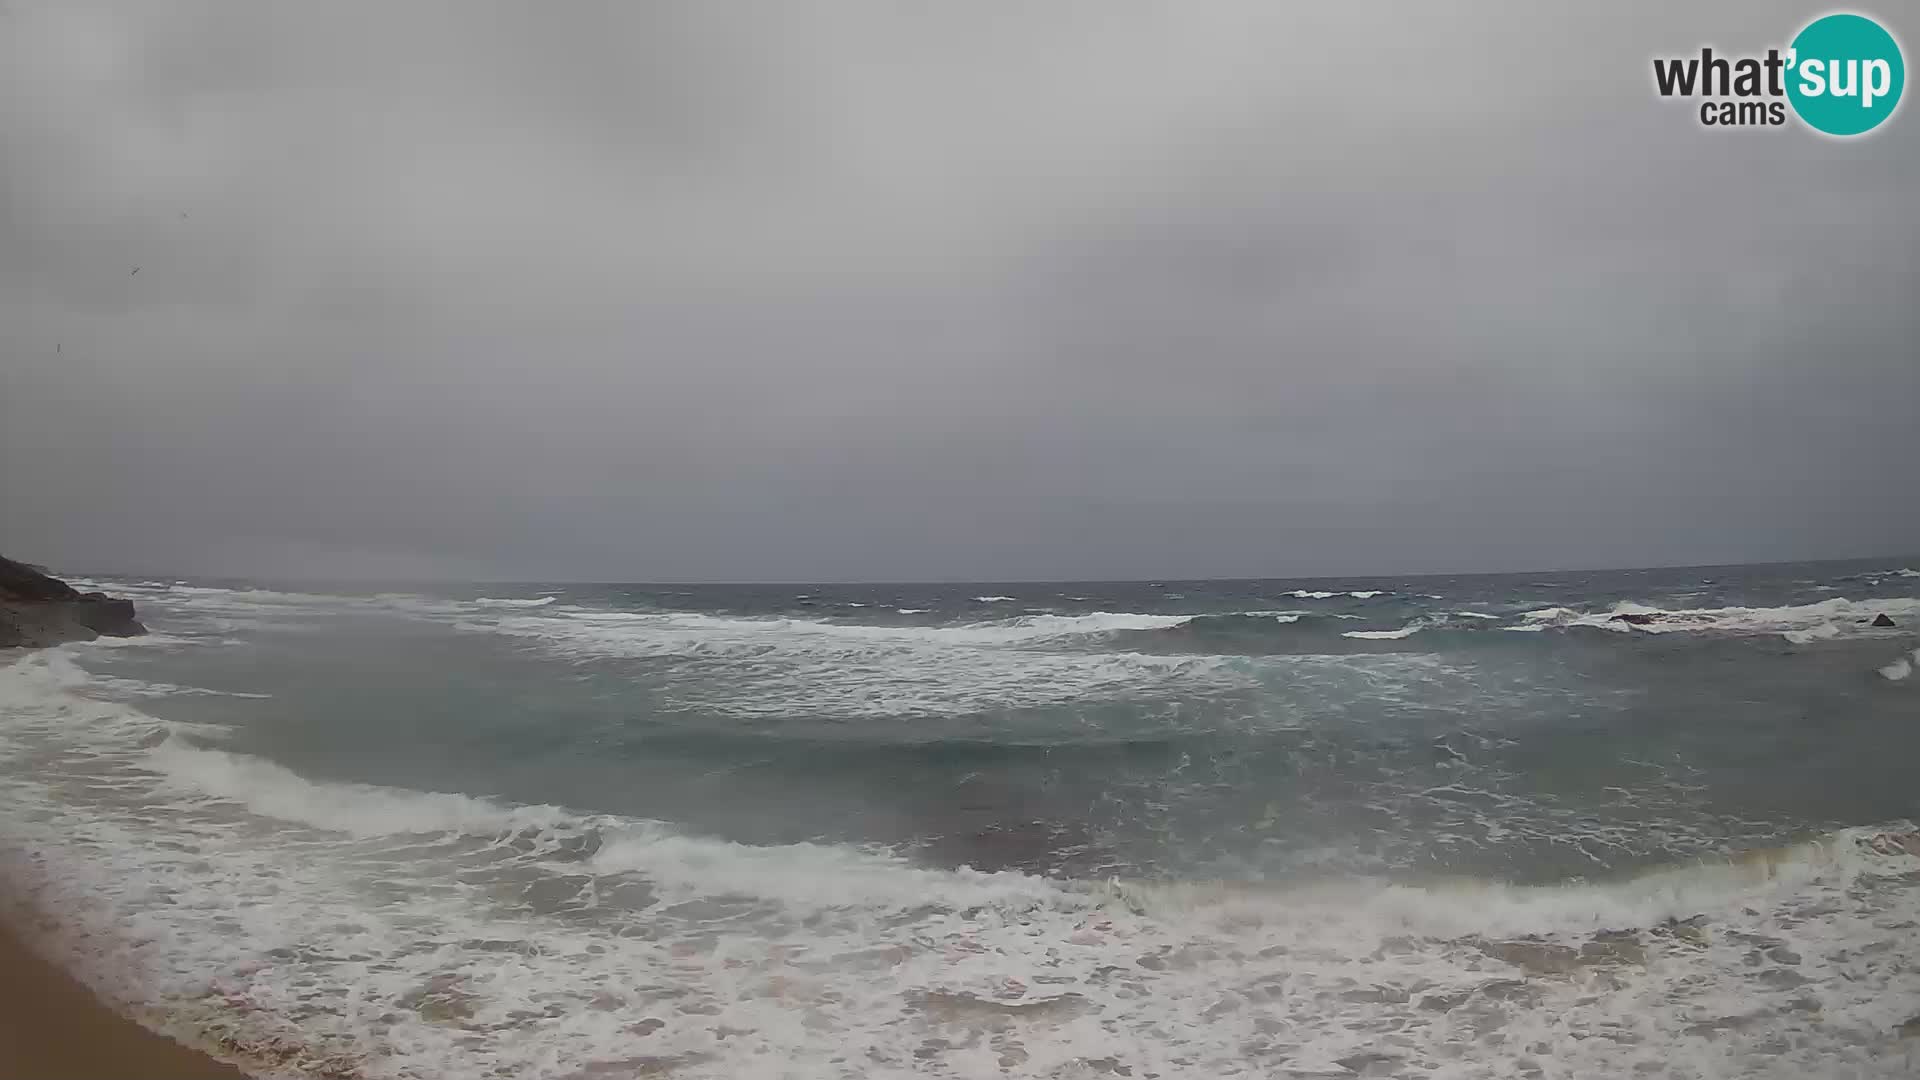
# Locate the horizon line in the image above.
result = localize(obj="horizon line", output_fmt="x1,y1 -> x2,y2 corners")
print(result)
42,550 -> 1920,590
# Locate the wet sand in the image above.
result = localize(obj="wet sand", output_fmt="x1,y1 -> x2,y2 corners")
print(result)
0,914 -> 249,1079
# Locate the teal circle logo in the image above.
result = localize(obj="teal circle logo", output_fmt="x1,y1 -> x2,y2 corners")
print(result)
1787,13 -> 1905,136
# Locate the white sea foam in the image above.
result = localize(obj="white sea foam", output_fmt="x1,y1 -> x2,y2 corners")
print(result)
148,739 -> 586,839
1343,620 -> 1428,640
5,654 -> 1920,1080
587,827 -> 1060,914
1881,657 -> 1913,682
69,631 -> 205,650
1348,590 -> 1384,598
167,584 -> 378,605
971,595 -> 1018,602
479,608 -> 1279,718
1786,622 -> 1843,644
62,577 -> 175,596
1514,596 -> 1920,641
1454,611 -> 1502,620
474,596 -> 557,608
86,675 -> 270,700
90,582 -> 474,629
1286,589 -> 1338,599
507,609 -> 1199,646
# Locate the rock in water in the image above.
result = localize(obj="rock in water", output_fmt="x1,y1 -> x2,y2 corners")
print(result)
1871,613 -> 1896,628
1609,612 -> 1658,626
0,554 -> 146,648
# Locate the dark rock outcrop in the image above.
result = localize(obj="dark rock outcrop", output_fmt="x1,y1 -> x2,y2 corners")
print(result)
1871,613 -> 1896,628
1609,612 -> 1658,626
0,554 -> 145,648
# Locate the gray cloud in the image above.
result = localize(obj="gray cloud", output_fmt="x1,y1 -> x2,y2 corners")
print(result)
4,2 -> 1916,581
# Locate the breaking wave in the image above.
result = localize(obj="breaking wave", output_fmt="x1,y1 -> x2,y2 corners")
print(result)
1514,596 -> 1920,641
1342,620 -> 1429,641
6,651 -> 1920,1079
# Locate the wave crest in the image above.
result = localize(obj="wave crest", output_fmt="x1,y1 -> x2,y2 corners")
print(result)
1516,596 -> 1920,641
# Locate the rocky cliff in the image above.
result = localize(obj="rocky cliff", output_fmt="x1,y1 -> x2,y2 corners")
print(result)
0,555 -> 146,648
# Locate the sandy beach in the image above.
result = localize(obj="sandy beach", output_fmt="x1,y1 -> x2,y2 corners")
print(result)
0,911 -> 247,1080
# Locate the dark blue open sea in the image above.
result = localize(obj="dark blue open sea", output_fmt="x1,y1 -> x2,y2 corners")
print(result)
3,559 -> 1919,1077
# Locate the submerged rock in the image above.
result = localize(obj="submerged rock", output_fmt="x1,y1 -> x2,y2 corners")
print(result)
0,554 -> 146,648
1871,613 -> 1897,628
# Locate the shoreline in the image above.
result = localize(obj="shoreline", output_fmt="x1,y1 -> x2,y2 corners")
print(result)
6,569 -> 1920,1075
0,898 -> 251,1079
0,561 -> 235,1078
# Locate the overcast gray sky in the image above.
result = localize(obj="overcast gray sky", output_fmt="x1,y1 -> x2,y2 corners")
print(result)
4,2 -> 1916,582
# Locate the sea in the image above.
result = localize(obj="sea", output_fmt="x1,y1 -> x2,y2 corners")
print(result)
2,559 -> 1919,1079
